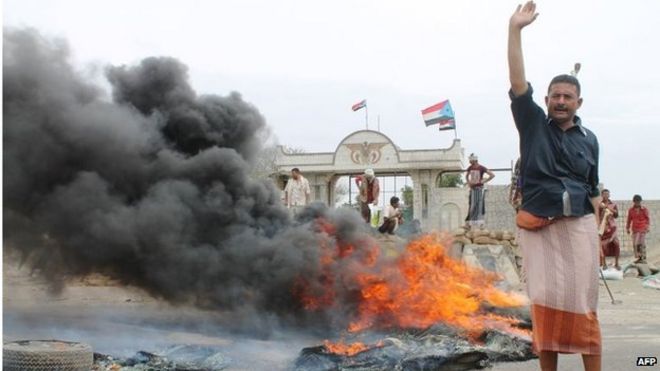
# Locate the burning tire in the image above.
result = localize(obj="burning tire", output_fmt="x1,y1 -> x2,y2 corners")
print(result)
3,340 -> 93,371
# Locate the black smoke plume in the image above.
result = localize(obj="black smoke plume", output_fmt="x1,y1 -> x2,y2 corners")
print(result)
3,28 -> 374,326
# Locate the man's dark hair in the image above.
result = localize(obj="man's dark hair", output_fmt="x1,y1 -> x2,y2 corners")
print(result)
390,196 -> 400,205
602,189 -> 610,193
633,194 -> 642,202
548,74 -> 581,97
291,168 -> 300,173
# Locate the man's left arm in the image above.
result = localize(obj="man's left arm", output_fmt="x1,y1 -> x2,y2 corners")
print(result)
484,167 -> 495,183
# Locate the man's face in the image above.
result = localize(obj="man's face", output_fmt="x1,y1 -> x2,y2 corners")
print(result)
469,160 -> 477,166
291,171 -> 300,180
393,201 -> 400,208
602,191 -> 610,201
545,82 -> 582,124
634,200 -> 641,207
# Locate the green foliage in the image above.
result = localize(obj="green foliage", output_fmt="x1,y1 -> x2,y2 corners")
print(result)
401,185 -> 414,206
438,173 -> 464,188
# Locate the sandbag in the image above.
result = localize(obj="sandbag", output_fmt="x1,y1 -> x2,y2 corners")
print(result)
473,236 -> 495,245
642,274 -> 660,290
601,268 -> 623,280
637,263 -> 653,277
454,237 -> 472,245
623,265 -> 640,278
453,228 -> 466,237
473,230 -> 491,238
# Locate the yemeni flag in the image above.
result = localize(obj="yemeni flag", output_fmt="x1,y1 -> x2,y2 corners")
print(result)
421,100 -> 456,130
351,99 -> 367,111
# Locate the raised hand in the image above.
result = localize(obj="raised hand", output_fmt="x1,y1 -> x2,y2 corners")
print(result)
510,1 -> 539,30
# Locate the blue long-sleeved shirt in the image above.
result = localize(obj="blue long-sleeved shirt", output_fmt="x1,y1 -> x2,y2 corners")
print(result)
510,84 -> 600,218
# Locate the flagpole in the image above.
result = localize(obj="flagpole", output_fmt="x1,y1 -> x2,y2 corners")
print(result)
452,108 -> 457,139
365,105 -> 369,130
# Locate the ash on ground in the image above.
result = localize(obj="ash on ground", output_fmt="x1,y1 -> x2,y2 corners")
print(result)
93,345 -> 231,370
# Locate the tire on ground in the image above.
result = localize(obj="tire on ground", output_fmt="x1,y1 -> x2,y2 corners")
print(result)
3,340 -> 93,371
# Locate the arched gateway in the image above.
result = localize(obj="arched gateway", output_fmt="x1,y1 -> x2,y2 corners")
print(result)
274,130 -> 468,232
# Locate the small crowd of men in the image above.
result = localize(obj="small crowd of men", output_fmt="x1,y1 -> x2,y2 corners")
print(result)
283,164 -> 652,260
282,167 -> 402,235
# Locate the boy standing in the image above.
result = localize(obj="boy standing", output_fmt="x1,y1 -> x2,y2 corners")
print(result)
626,194 -> 651,263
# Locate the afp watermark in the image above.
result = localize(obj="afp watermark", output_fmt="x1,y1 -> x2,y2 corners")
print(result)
637,357 -> 658,367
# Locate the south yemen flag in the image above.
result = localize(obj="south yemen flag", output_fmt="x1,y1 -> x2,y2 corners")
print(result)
351,99 -> 367,111
421,100 -> 456,130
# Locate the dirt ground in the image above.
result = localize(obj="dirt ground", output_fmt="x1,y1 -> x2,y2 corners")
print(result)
2,256 -> 325,370
492,249 -> 660,371
4,249 -> 660,371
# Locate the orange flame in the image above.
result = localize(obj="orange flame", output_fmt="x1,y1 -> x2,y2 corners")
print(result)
322,340 -> 369,356
349,235 -> 527,337
295,228 -> 528,341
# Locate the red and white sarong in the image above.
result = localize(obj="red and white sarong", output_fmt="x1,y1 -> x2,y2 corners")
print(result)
519,214 -> 602,355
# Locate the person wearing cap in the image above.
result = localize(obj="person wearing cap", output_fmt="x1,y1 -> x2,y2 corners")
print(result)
509,2 -> 602,369
356,169 -> 380,224
283,168 -> 310,215
464,153 -> 495,229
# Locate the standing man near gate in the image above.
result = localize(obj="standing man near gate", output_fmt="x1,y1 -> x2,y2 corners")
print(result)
356,168 -> 379,224
508,2 -> 602,370
464,153 -> 495,229
284,168 -> 310,215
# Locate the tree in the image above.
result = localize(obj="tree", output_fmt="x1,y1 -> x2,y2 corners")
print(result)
438,173 -> 464,188
282,146 -> 307,154
401,185 -> 414,206
248,145 -> 307,180
334,182 -> 349,206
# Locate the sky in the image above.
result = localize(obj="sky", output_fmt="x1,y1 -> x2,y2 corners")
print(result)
4,0 -> 660,199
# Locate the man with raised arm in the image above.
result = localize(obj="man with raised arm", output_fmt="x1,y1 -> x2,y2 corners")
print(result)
508,2 -> 602,371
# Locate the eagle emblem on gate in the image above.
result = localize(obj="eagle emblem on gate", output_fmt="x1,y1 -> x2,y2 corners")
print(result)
344,142 -> 388,165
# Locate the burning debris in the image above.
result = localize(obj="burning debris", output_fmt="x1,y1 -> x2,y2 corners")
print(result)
287,225 -> 534,369
293,233 -> 534,370
296,328 -> 534,370
293,233 -> 529,336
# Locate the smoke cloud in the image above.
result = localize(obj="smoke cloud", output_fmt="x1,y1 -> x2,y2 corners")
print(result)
3,28 -> 375,327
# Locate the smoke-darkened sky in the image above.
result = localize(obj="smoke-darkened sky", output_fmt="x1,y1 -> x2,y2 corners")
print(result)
4,0 -> 659,198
